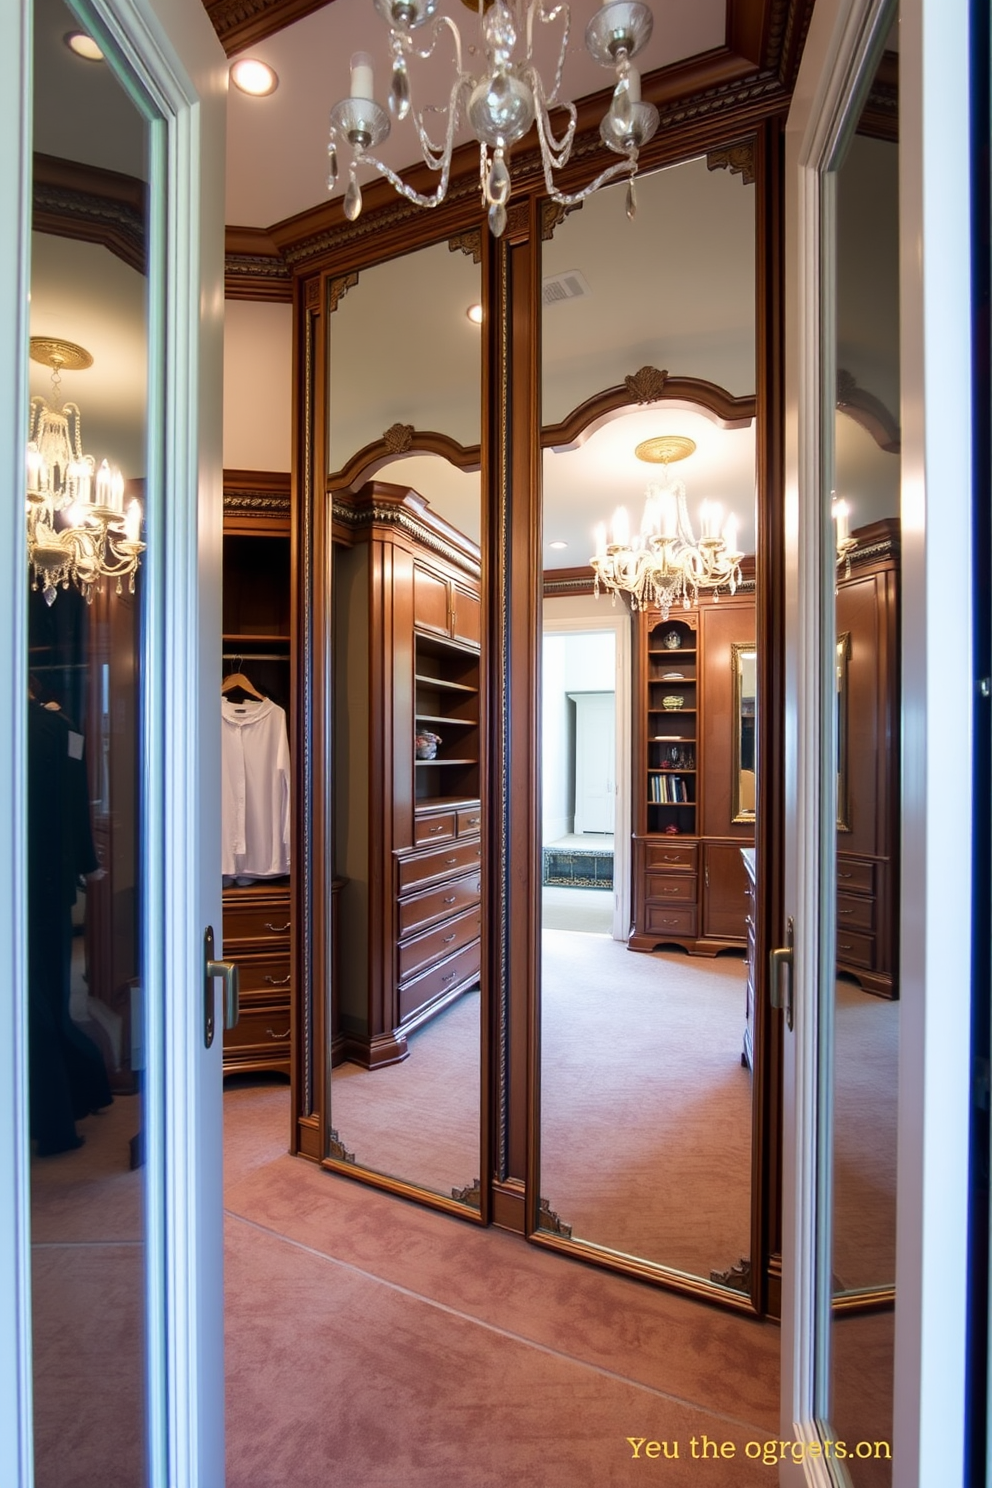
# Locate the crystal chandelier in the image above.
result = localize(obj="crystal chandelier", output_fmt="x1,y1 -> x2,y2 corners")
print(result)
326,0 -> 659,236
26,338 -> 145,606
590,435 -> 744,618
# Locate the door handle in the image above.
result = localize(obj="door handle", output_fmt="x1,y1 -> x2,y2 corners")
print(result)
204,925 -> 240,1047
769,945 -> 794,1031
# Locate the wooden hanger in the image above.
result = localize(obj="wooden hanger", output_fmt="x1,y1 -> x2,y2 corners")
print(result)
222,662 -> 265,701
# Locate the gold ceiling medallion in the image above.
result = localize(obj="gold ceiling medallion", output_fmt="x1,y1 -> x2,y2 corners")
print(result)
26,336 -> 145,605
634,434 -> 697,465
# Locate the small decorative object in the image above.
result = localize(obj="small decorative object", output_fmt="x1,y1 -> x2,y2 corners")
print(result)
663,630 -> 682,650
415,730 -> 441,760
662,695 -> 684,711
664,823 -> 679,835
661,670 -> 684,680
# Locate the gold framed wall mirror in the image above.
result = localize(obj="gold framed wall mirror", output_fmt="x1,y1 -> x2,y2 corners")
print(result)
732,642 -> 757,825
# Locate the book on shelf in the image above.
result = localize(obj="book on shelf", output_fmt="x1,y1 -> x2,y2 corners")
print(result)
649,773 -> 691,804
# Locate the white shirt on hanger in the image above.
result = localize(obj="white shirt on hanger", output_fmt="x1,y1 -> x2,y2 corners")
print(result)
221,697 -> 291,878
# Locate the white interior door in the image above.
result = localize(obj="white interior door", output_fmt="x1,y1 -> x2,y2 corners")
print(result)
569,691 -> 616,834
0,1 -> 228,1484
780,0 -> 975,1481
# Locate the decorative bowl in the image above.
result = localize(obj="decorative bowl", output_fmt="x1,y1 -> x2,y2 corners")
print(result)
415,731 -> 441,760
662,695 -> 684,711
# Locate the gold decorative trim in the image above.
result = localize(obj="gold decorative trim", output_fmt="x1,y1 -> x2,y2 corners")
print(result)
383,422 -> 415,455
540,200 -> 582,240
224,252 -> 292,303
327,1128 -> 355,1163
451,1178 -> 482,1208
32,155 -> 146,276
327,272 -> 357,313
706,141 -> 756,185
448,228 -> 483,264
710,1255 -> 752,1293
624,365 -> 669,404
29,337 -> 93,371
495,238 -> 510,1180
305,277 -> 321,311
331,497 -> 481,580
223,491 -> 292,517
505,199 -> 530,243
537,1197 -> 573,1239
635,434 -> 696,464
281,173 -> 481,270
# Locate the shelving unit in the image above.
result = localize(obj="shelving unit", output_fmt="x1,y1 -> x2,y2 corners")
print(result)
644,619 -> 697,837
414,633 -> 480,808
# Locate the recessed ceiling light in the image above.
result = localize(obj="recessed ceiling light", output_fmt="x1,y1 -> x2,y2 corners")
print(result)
64,31 -> 104,61
230,58 -> 279,96
466,303 -> 483,325
549,540 -> 568,550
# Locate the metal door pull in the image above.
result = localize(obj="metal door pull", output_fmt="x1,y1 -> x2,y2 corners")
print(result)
204,926 -> 240,1047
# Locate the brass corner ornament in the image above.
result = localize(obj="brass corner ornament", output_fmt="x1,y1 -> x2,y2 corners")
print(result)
710,1256 -> 751,1294
540,199 -> 583,241
327,271 -> 359,315
448,229 -> 483,264
383,422 -> 415,455
451,1178 -> 482,1209
537,1195 -> 573,1239
327,1127 -> 356,1164
706,142 -> 756,186
624,366 -> 669,404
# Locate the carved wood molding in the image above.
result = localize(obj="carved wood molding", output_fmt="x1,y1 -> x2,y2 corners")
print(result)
706,140 -> 756,185
540,200 -> 582,240
536,1196 -> 573,1239
327,1127 -> 356,1164
836,369 -> 901,453
845,516 -> 900,571
223,468 -> 292,520
451,1178 -> 482,1209
224,252 -> 293,302
328,427 -> 482,490
203,0 -> 332,56
542,371 -> 756,451
328,271 -> 359,313
32,153 -> 146,275
448,229 -> 483,264
542,566 -> 596,597
710,1255 -> 752,1293
331,483 -> 481,578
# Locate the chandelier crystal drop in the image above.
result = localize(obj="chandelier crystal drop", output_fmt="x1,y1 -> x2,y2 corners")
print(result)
589,435 -> 744,619
25,338 -> 145,606
326,0 -> 659,236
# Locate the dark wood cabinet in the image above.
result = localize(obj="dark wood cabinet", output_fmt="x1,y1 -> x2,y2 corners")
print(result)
221,472 -> 293,1075
332,483 -> 482,1067
629,591 -> 755,957
835,521 -> 899,997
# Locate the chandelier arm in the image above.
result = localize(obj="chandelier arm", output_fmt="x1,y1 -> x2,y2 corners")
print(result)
363,147 -> 453,208
523,0 -> 570,103
542,142 -> 635,207
407,73 -> 466,167
530,77 -> 577,163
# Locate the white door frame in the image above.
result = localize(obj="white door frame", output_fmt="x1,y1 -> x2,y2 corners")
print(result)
781,0 -> 974,1480
0,1 -> 227,1483
541,609 -> 632,940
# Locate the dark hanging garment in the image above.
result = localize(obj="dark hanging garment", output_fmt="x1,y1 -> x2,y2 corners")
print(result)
27,700 -> 112,1155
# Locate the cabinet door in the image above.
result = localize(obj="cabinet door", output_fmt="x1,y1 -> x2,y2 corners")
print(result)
413,563 -> 450,638
701,840 -> 749,940
451,583 -> 481,649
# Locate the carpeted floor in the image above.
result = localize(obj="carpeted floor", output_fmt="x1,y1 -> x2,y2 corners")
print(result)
542,885 -> 614,932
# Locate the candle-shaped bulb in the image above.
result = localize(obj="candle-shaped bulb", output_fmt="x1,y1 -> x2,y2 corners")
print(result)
96,459 -> 112,506
833,498 -> 850,544
594,522 -> 607,558
26,444 -> 41,494
641,490 -> 659,537
700,500 -> 723,540
124,499 -> 142,544
612,505 -> 630,547
350,51 -> 375,100
111,468 -> 125,511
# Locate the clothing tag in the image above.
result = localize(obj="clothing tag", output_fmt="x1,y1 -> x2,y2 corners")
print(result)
67,730 -> 84,760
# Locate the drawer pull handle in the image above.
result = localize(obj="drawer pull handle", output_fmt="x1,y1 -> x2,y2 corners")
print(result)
264,921 -> 291,933
837,908 -> 854,917
838,943 -> 853,952
443,895 -> 457,904
662,854 -> 681,862
838,871 -> 853,879
265,1026 -> 291,1040
442,933 -> 456,943
441,972 -> 457,984
445,856 -> 458,865
464,817 -> 480,826
264,974 -> 291,987
428,825 -> 445,835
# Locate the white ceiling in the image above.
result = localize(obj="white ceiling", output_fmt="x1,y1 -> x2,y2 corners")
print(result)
224,0 -> 727,227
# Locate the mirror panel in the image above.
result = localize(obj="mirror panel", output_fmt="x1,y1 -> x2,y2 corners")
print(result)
29,0 -> 150,1481
824,17 -> 900,1477
539,157 -> 759,1291
327,237 -> 484,1207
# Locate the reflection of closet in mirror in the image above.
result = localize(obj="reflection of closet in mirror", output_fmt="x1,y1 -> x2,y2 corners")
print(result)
324,237 -> 485,1207
827,20 -> 900,1477
29,0 -> 150,1479
537,155 -> 761,1292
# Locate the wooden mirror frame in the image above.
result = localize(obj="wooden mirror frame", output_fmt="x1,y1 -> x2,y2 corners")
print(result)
288,115 -> 791,1319
732,640 -> 759,824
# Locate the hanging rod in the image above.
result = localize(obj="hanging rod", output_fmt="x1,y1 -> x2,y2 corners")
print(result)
222,651 -> 290,663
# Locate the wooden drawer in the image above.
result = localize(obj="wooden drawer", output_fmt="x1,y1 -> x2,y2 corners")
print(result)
836,893 -> 874,931
644,873 -> 697,904
457,805 -> 482,837
399,938 -> 480,1025
223,1005 -> 292,1053
836,929 -> 875,969
415,811 -> 456,846
398,837 -> 483,893
644,904 -> 697,936
232,952 -> 292,998
398,871 -> 481,938
222,895 -> 291,946
836,858 -> 875,895
644,842 -> 698,872
398,905 -> 482,982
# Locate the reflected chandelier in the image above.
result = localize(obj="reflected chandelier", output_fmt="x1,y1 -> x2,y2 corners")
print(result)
590,435 -> 744,618
326,0 -> 659,236
26,338 -> 144,606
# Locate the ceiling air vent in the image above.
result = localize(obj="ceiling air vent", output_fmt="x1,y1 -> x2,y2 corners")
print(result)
541,269 -> 591,307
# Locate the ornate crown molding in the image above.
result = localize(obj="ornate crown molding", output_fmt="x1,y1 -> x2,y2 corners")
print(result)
836,369 -> 901,453
204,0 -> 330,56
33,153 -> 145,275
223,469 -> 292,519
332,484 -> 481,579
543,371 -> 756,453
328,428 -> 482,491
224,252 -> 292,302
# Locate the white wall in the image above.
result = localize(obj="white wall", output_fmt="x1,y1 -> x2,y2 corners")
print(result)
222,299 -> 292,470
541,624 -> 616,844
